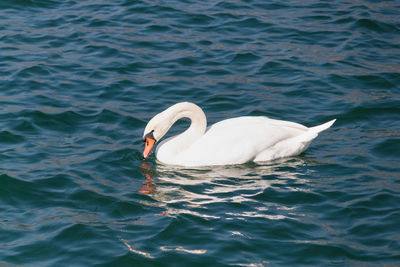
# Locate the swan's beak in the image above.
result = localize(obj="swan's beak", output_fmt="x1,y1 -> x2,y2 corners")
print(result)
143,137 -> 156,158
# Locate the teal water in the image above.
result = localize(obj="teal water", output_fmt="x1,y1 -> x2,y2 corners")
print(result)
1,0 -> 400,266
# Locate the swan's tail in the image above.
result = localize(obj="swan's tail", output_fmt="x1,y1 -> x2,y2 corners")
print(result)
309,119 -> 336,134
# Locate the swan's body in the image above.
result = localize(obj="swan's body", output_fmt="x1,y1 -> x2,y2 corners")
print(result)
142,102 -> 335,167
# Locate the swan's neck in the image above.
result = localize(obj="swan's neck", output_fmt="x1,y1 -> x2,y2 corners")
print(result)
157,102 -> 207,157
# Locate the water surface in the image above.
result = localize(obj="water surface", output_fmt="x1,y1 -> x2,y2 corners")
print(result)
1,0 -> 399,266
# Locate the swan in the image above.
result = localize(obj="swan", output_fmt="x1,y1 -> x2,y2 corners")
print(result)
142,102 -> 335,167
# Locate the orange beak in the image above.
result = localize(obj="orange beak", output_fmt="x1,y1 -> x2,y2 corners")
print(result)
143,137 -> 156,158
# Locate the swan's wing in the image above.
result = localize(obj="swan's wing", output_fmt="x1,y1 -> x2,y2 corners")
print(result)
254,119 -> 336,162
176,116 -> 308,166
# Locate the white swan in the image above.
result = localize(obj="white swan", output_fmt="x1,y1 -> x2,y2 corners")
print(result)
142,102 -> 335,167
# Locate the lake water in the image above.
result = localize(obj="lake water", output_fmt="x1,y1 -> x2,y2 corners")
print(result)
1,0 -> 399,266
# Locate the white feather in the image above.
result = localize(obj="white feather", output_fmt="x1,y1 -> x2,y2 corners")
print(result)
143,102 -> 335,167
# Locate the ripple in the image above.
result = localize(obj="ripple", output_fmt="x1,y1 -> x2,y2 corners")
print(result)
0,130 -> 25,144
372,138 -> 400,158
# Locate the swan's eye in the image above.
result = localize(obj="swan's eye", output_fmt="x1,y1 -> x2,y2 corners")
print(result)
143,130 -> 156,146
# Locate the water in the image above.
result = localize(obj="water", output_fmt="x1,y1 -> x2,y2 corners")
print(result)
1,0 -> 399,266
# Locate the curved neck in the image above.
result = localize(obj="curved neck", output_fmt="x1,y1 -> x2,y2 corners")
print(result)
156,102 -> 207,159
167,102 -> 207,142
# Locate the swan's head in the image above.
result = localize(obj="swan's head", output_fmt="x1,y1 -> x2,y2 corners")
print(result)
142,102 -> 205,159
142,111 -> 171,158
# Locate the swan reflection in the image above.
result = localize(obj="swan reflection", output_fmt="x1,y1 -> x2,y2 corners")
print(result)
139,158 -> 312,212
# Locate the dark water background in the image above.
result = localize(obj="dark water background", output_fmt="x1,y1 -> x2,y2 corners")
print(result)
1,0 -> 399,266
